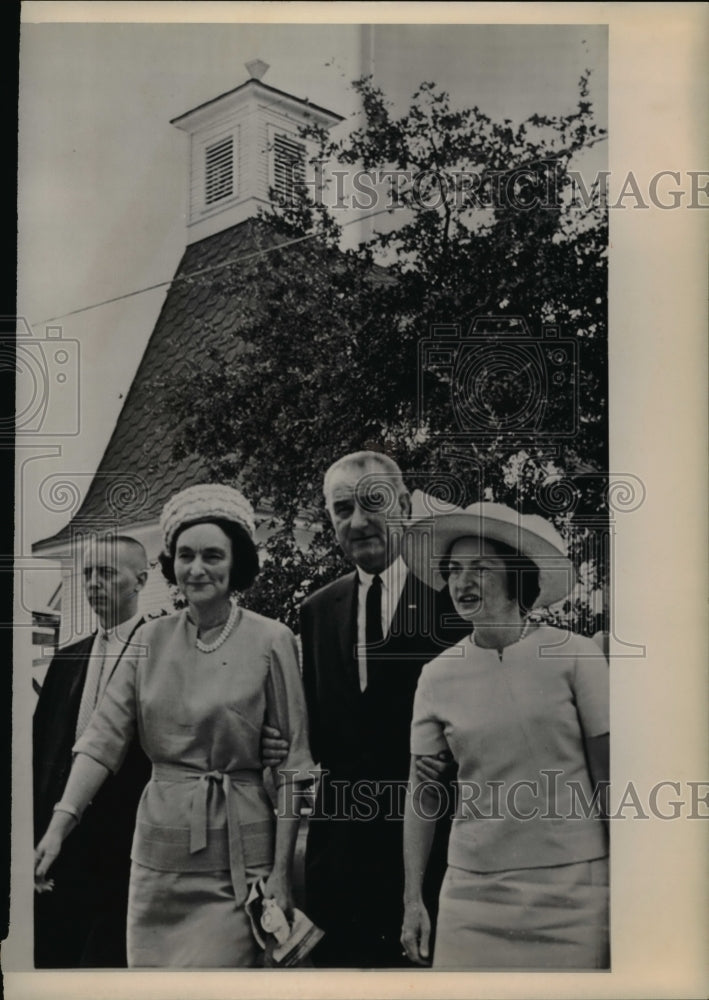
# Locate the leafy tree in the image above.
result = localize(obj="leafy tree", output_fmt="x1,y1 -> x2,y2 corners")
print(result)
156,73 -> 608,634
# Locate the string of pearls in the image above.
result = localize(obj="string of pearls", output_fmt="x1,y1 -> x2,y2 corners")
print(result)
195,597 -> 239,653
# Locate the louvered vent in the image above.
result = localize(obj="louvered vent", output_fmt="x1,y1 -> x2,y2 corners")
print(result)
205,137 -> 234,205
273,134 -> 305,202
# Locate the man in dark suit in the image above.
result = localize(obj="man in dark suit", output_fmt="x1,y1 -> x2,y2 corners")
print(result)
299,452 -> 471,967
33,534 -> 151,967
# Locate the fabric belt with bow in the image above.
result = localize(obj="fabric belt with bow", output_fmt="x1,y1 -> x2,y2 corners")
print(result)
151,763 -> 262,905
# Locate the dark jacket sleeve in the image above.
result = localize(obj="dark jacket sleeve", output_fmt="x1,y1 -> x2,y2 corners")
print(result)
33,641 -> 90,839
299,598 -> 321,766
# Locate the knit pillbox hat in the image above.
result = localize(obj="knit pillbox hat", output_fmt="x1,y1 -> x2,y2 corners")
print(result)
160,484 -> 256,554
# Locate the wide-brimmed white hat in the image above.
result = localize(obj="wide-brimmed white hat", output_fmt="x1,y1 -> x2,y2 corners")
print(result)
403,498 -> 574,608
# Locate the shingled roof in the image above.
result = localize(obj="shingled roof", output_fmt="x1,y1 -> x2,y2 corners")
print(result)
33,207 -> 396,556
33,217 -> 284,552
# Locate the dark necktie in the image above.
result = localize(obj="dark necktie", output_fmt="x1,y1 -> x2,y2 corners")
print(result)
365,574 -> 384,689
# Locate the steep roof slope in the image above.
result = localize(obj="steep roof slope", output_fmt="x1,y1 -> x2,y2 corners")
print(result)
33,217 -> 282,551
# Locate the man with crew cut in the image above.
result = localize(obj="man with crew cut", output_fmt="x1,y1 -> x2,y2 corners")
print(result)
33,534 -> 150,967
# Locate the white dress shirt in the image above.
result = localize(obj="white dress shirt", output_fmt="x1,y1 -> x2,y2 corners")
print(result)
95,610 -> 145,701
355,555 -> 407,692
76,611 -> 145,738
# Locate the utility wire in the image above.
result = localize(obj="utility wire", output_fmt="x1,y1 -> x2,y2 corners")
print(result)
30,140 -> 607,330
29,204 -> 399,330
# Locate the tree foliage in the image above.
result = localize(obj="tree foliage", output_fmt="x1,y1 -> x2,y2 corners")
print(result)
156,73 -> 608,633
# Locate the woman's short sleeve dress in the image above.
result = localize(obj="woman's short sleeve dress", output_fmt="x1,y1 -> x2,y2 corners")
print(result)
410,625 -> 610,969
73,607 -> 314,968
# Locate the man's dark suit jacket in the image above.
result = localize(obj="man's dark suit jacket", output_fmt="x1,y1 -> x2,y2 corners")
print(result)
300,569 -> 471,968
33,623 -> 151,968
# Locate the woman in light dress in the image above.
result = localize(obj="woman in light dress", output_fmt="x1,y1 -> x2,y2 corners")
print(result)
35,483 -> 314,967
401,502 -> 609,969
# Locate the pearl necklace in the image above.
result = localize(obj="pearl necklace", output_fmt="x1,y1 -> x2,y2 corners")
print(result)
195,598 -> 239,653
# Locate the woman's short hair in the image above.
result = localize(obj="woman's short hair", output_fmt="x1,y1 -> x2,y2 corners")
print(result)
159,517 -> 260,592
441,537 -> 541,614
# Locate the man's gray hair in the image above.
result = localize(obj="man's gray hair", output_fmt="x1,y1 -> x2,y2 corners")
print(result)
323,451 -> 408,509
83,532 -> 148,569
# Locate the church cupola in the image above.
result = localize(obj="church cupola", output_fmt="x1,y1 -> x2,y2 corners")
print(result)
171,61 -> 344,243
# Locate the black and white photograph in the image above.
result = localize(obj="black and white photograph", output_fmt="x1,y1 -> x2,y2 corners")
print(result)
7,3 -> 707,998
